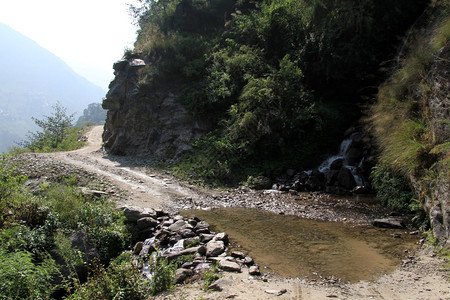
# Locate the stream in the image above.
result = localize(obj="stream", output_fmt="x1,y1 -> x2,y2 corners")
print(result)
181,207 -> 419,282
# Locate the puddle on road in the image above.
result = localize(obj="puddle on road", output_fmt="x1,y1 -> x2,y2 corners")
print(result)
181,207 -> 420,282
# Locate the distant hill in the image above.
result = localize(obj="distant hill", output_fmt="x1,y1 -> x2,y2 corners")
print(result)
0,23 -> 106,153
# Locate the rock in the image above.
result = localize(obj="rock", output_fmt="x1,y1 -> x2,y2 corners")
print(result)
214,232 -> 229,245
133,241 -> 143,255
248,265 -> 261,275
67,231 -> 98,279
330,158 -> 344,170
120,205 -> 157,222
169,220 -> 193,233
207,278 -> 233,291
206,240 -> 225,257
175,268 -> 193,284
247,176 -> 272,190
337,167 -> 356,190
136,217 -> 158,229
265,289 -> 287,296
243,256 -> 254,266
194,221 -> 210,233
200,233 -> 215,243
219,260 -> 241,272
231,251 -> 246,259
373,217 -> 404,229
102,56 -> 208,159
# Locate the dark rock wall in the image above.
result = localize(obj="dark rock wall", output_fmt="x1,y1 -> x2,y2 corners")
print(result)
102,57 -> 208,159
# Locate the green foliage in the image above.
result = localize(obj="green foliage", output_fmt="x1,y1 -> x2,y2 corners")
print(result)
0,249 -> 60,300
148,255 -> 177,295
0,154 -> 27,226
22,101 -> 75,152
75,103 -> 106,127
201,263 -> 221,291
370,164 -> 413,211
128,0 -> 428,183
68,252 -> 152,300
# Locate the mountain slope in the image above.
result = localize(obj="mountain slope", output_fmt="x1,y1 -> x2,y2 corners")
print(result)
0,23 -> 105,153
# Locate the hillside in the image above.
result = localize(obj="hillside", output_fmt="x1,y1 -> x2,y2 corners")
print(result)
0,23 -> 105,153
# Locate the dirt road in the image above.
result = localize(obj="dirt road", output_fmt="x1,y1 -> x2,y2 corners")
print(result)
47,126 -> 449,300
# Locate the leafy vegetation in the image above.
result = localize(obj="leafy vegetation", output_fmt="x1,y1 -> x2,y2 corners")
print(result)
75,103 -> 107,127
0,156 -> 132,298
129,0 -> 428,185
19,102 -> 88,153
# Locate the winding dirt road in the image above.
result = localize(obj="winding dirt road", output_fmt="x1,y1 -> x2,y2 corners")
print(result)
47,126 -> 449,300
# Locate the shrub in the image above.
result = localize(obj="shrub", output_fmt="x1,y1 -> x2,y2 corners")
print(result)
0,249 -> 60,300
370,164 -> 413,211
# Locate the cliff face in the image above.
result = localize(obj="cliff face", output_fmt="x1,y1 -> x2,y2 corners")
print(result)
102,57 -> 207,159
416,40 -> 449,245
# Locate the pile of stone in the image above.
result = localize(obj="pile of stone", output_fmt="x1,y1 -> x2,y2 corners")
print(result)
121,205 -> 261,284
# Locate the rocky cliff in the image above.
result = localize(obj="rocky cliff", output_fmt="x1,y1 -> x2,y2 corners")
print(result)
102,57 -> 208,159
414,40 -> 449,245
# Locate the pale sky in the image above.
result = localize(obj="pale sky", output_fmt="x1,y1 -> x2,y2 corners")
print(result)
0,0 -> 139,90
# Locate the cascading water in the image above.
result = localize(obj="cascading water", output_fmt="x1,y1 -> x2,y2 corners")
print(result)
317,132 -> 366,187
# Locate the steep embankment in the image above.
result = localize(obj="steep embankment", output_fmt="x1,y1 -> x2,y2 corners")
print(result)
371,1 -> 449,245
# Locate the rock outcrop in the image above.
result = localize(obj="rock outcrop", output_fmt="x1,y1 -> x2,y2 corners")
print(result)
102,56 -> 208,159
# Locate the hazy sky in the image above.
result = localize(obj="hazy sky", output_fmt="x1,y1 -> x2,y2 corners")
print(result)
0,0 -> 139,90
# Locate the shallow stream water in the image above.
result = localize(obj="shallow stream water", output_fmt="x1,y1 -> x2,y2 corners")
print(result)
181,207 -> 419,282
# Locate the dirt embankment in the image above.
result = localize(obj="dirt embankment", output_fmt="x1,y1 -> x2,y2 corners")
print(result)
17,126 -> 449,300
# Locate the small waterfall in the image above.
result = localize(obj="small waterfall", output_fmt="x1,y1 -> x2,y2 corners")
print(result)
317,132 -> 366,187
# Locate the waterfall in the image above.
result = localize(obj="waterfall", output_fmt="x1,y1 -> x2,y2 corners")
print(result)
317,133 -> 366,187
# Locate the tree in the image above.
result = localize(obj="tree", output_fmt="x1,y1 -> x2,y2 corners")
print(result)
22,102 -> 74,151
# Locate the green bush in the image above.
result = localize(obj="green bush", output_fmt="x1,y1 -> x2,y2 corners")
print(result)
0,249 -> 60,300
370,164 -> 413,211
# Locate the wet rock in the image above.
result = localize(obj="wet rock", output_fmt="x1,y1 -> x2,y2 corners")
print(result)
337,167 -> 356,190
373,217 -> 404,229
133,241 -> 143,255
247,176 -> 272,190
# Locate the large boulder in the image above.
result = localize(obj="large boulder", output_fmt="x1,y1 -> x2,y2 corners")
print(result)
120,205 -> 157,222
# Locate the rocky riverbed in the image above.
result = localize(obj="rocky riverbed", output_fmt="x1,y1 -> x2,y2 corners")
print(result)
6,126 -> 449,299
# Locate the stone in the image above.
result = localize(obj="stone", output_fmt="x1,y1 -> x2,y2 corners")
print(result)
206,240 -> 225,257
136,217 -> 158,229
330,158 -> 343,170
194,221 -> 210,233
214,232 -> 229,245
243,256 -> 254,266
207,278 -> 233,291
219,260 -> 241,272
120,205 -> 157,222
200,233 -> 215,243
265,289 -> 287,296
169,220 -> 193,233
373,217 -> 404,229
133,241 -> 143,255
337,167 -> 356,190
175,268 -> 193,284
248,265 -> 261,275
231,251 -> 246,259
